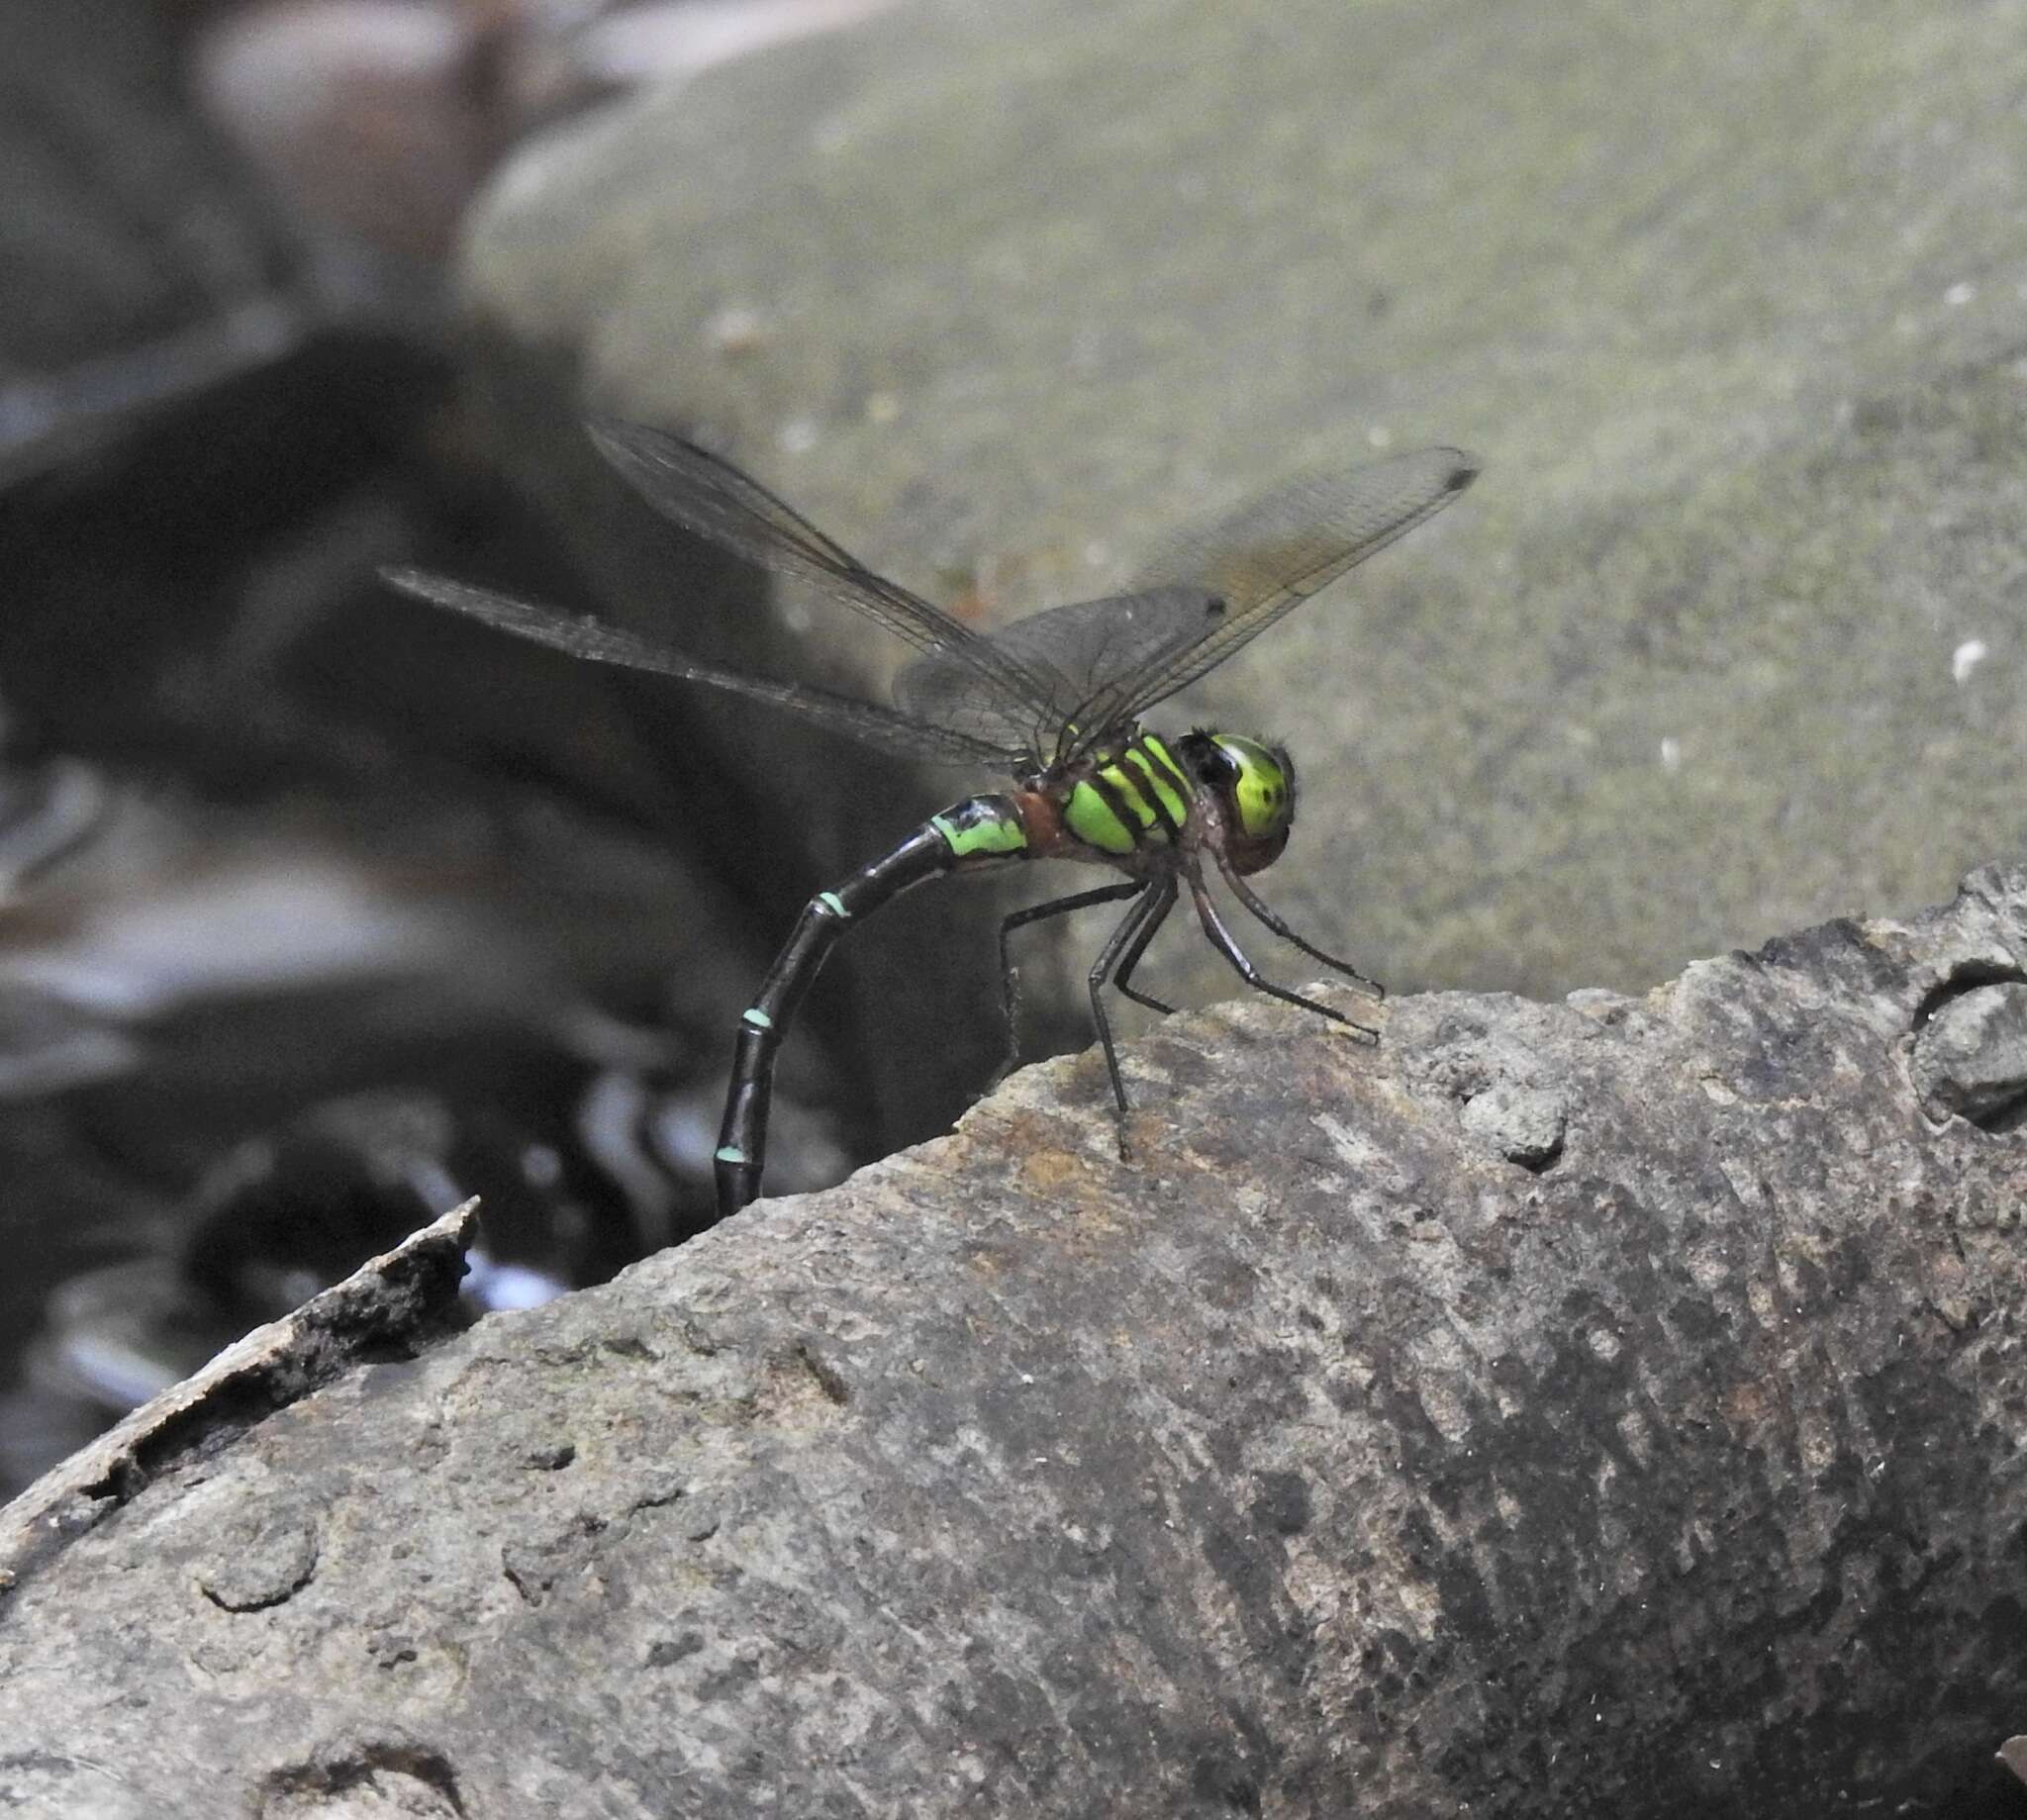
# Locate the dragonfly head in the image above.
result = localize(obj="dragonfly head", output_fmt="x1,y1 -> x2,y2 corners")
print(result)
1181,731 -> 1296,874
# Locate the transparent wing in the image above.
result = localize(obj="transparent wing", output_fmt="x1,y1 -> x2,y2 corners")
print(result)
384,569 -> 1025,766
587,420 -> 1063,734
894,585 -> 1221,757
1100,445 -> 1479,737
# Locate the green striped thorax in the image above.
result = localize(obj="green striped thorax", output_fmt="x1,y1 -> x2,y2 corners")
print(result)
1054,728 -> 1298,874
1062,733 -> 1194,857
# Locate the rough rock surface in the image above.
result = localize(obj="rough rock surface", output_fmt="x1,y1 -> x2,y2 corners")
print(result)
4,864 -> 2027,1817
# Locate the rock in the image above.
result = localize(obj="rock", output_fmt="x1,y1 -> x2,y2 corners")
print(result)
4,862 -> 2026,1815
1909,982 -> 2027,1125
191,0 -> 494,265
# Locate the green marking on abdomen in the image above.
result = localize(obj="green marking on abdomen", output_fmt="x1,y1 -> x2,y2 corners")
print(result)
716,1144 -> 747,1164
932,801 -> 1028,858
819,891 -> 848,917
742,1007 -> 773,1030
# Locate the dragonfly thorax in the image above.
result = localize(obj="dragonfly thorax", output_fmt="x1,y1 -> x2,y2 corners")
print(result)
1045,726 -> 1295,877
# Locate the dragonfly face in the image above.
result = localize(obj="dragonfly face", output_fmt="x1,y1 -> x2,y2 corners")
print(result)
385,419 -> 1477,1216
1180,731 -> 1297,875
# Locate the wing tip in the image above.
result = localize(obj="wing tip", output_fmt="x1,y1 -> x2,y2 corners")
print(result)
1439,448 -> 1482,494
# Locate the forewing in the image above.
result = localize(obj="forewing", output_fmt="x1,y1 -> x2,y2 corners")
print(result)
893,585 -> 1221,758
1110,445 -> 1478,725
588,420 -> 1062,724
384,568 -> 1022,766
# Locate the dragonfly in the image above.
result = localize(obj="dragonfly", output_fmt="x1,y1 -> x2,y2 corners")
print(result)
386,420 -> 1478,1218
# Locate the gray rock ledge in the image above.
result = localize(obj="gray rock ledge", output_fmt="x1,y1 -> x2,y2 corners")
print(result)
3,865 -> 2026,1817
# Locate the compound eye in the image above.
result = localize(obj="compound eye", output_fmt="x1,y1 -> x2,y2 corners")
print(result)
1215,735 -> 1294,841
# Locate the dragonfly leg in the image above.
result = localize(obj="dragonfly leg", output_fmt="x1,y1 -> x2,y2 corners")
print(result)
1211,844 -> 1384,1000
990,881 -> 1146,1090
1113,875 -> 1180,1014
1186,870 -> 1380,1042
1087,882 -> 1172,1160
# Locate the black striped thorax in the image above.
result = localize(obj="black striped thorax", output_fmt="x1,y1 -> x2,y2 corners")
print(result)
1055,729 -> 1196,858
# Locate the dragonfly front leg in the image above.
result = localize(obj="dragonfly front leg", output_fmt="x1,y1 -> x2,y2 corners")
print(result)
1211,842 -> 1385,1000
1186,869 -> 1380,1042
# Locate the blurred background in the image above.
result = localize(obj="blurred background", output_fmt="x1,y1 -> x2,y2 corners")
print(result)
3,0 -> 2026,1606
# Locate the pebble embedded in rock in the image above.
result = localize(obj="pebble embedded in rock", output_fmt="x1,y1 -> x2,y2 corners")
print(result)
1909,982 -> 2027,1123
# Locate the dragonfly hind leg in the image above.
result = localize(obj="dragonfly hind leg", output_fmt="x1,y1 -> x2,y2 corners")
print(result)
990,881 -> 1145,1091
1212,845 -> 1385,1001
1187,870 -> 1380,1043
